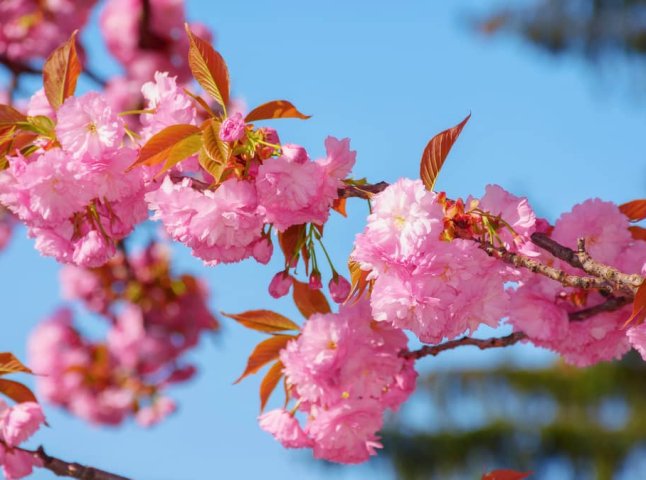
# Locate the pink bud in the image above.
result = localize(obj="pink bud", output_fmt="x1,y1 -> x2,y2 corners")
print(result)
253,237 -> 274,265
219,112 -> 246,142
260,127 -> 280,145
329,275 -> 351,303
281,144 -> 308,164
309,272 -> 322,290
269,271 -> 292,298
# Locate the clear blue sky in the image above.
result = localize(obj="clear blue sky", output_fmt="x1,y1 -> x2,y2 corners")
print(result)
1,1 -> 645,479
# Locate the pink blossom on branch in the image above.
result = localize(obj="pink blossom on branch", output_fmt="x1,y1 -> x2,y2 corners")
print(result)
258,299 -> 416,464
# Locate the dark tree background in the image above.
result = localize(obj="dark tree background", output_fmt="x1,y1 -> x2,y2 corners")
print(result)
381,353 -> 646,480
477,0 -> 646,62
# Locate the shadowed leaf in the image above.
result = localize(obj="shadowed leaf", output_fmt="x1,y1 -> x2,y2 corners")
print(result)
629,226 -> 646,241
292,279 -> 331,318
0,105 -> 27,126
278,224 -> 306,265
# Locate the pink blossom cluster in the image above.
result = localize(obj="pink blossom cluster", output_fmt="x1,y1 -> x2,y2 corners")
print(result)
351,180 -> 534,344
508,199 -> 646,366
0,0 -> 95,63
259,299 -> 416,464
147,133 -> 356,265
29,243 -> 218,426
100,0 -> 212,113
0,90 -> 147,267
0,401 -> 46,479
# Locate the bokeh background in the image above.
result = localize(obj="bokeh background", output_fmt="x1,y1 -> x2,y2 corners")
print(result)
1,0 -> 646,478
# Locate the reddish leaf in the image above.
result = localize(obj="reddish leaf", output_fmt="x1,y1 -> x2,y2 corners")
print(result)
625,281 -> 646,327
0,105 -> 27,126
629,226 -> 646,241
0,353 -> 32,376
332,197 -> 348,217
185,25 -> 230,109
222,310 -> 300,333
620,199 -> 646,222
0,379 -> 38,404
128,124 -> 201,171
43,31 -> 82,109
420,113 -> 471,191
235,335 -> 295,384
201,118 -> 231,173
278,224 -> 306,265
482,469 -> 532,480
345,260 -> 371,304
292,279 -> 331,318
245,100 -> 311,123
259,360 -> 284,412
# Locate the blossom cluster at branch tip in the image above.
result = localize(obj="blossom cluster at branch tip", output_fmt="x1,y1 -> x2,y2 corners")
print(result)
259,299 -> 416,464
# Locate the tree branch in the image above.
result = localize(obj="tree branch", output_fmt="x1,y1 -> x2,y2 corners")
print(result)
531,233 -> 643,294
477,239 -> 614,293
568,295 -> 632,321
337,181 -> 389,200
401,332 -> 527,360
18,445 -> 131,480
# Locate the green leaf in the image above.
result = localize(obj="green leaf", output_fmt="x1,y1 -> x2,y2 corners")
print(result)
185,25 -> 230,110
43,30 -> 82,109
235,335 -> 295,384
222,310 -> 300,333
420,113 -> 471,191
245,100 -> 311,122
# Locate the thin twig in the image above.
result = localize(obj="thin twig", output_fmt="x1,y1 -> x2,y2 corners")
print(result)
568,296 -> 632,321
402,332 -> 527,360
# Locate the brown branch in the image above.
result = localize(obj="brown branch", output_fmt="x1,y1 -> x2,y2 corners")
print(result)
478,239 -> 614,293
18,445 -> 131,480
568,295 -> 632,321
337,181 -> 389,200
531,232 -> 643,294
402,332 -> 526,360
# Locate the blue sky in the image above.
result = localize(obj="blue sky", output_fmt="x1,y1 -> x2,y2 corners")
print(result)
1,1 -> 645,479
